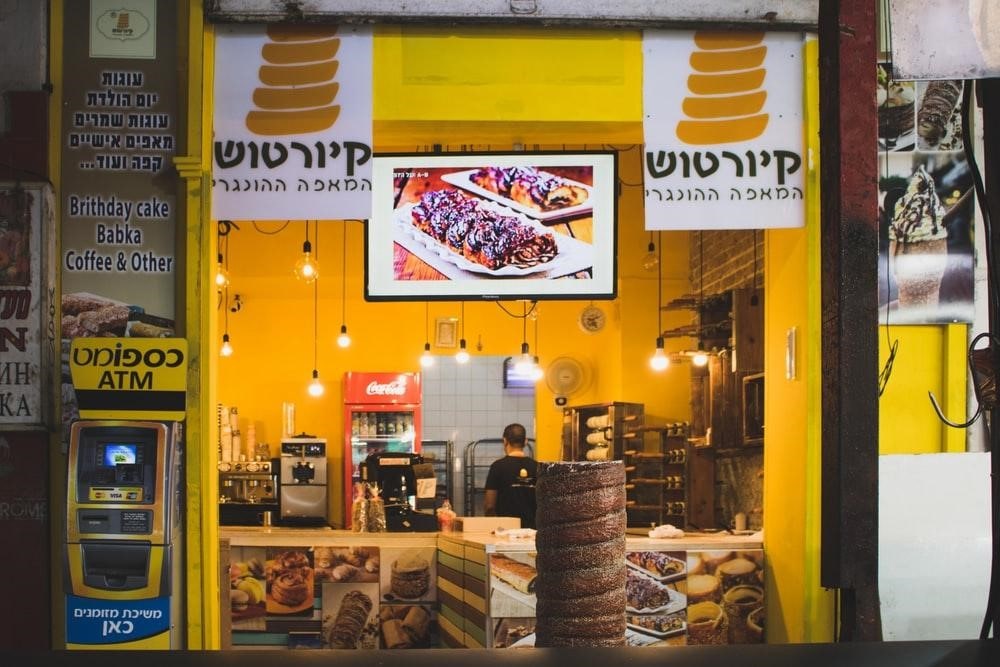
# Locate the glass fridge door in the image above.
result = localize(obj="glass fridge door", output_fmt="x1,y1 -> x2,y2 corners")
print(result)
344,407 -> 419,525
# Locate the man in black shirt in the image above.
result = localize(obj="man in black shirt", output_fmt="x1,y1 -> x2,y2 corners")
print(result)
484,423 -> 537,529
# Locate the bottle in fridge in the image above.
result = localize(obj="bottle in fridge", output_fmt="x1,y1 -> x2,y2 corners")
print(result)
342,371 -> 422,528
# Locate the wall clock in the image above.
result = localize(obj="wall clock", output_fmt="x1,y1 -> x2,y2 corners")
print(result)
579,305 -> 606,333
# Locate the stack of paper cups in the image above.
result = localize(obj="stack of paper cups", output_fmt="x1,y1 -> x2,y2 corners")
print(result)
282,402 -> 295,438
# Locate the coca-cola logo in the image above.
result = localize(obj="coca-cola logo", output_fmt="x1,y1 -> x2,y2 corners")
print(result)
366,380 -> 406,396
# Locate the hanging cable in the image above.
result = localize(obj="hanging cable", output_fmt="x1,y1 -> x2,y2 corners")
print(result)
650,231 -> 668,371
337,222 -> 351,348
420,301 -> 434,367
456,302 -> 470,363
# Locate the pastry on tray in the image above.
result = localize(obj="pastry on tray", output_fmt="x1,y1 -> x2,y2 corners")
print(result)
470,166 -> 589,212
409,189 -> 558,271
491,554 -> 538,594
326,590 -> 373,649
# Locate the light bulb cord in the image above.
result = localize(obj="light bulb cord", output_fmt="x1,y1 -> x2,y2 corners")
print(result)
698,230 -> 704,343
341,221 -> 348,326
657,231 -> 663,335
313,278 -> 318,370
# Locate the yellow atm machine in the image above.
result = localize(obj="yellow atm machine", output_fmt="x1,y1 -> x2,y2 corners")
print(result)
65,339 -> 187,649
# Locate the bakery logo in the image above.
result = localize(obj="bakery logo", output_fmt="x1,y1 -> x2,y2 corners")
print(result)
71,342 -> 184,369
366,380 -> 406,397
245,25 -> 342,136
95,8 -> 151,42
676,32 -> 769,146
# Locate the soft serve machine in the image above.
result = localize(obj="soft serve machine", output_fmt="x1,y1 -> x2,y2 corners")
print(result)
279,435 -> 329,525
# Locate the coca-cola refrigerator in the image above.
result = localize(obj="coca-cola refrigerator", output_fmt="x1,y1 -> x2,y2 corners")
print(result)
342,371 -> 422,527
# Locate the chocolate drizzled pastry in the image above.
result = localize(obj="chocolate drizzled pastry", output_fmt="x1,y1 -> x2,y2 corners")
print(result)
470,166 -> 590,211
410,189 -> 558,270
326,590 -> 373,649
917,81 -> 963,147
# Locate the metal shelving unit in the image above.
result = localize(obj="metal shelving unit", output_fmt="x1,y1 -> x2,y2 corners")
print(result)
461,438 -> 535,517
419,439 -> 454,506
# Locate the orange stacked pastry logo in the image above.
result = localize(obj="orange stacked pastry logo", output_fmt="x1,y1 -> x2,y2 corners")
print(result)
245,25 -> 341,136
676,32 -> 769,145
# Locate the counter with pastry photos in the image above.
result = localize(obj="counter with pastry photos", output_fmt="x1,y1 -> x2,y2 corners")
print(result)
436,531 -> 765,649
220,528 -> 440,650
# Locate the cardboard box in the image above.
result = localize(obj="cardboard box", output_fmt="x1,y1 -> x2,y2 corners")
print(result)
455,516 -> 521,532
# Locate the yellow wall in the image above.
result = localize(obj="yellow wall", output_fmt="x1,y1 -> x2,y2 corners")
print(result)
878,323 -> 968,454
760,36 -> 834,643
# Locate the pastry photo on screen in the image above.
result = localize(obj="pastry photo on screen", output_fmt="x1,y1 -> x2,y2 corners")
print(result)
365,152 -> 618,302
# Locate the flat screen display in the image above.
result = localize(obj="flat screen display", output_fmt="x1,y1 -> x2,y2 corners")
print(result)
365,152 -> 618,301
103,443 -> 138,467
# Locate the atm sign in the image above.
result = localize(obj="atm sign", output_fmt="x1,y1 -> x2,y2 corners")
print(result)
69,338 -> 187,420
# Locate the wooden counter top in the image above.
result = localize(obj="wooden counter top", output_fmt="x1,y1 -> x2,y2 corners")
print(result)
220,526 -> 438,547
440,530 -> 763,552
220,527 -> 763,552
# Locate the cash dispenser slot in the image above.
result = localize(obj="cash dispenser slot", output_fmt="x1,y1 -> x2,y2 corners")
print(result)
81,541 -> 150,591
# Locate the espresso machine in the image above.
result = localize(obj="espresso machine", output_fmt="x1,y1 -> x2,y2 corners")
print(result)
279,435 -> 329,526
218,458 -> 279,526
362,452 -> 437,532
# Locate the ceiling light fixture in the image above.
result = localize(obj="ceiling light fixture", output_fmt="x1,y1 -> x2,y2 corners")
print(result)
215,220 -> 234,288
307,279 -> 324,397
220,284 -> 234,357
650,231 -> 669,371
337,222 -> 351,348
642,231 -> 659,272
294,220 -> 319,283
513,301 -> 537,375
692,231 -> 709,367
215,252 -> 229,288
420,302 -> 435,368
455,302 -> 470,364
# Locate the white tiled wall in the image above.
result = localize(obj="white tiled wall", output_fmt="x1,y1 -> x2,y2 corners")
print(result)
421,354 -> 536,445
421,354 -> 536,515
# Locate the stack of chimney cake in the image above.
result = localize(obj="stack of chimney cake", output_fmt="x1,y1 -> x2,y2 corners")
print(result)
534,460 -> 627,647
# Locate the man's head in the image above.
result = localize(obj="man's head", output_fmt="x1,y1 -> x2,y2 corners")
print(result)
502,423 -> 527,451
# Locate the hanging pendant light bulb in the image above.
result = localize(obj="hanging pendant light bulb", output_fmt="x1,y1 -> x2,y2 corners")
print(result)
420,342 -> 435,368
650,232 -> 668,371
514,342 -> 535,374
642,232 -> 659,272
336,221 -> 351,348
220,285 -> 234,357
420,303 -> 434,367
308,369 -> 325,397
692,230 -> 708,367
215,252 -> 229,287
513,302 -> 536,374
294,221 -> 319,283
307,280 -> 324,396
455,302 -> 470,363
337,325 -> 351,348
530,355 -> 544,382
455,339 -> 470,364
650,336 -> 670,371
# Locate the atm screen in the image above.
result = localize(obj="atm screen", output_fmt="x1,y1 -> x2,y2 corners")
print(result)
103,444 -> 138,467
